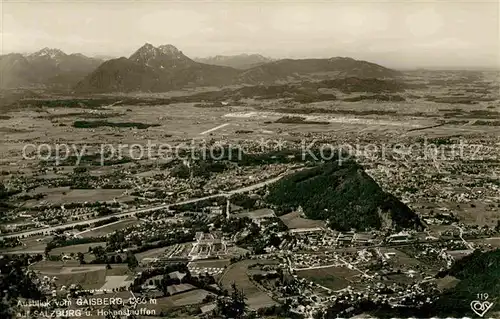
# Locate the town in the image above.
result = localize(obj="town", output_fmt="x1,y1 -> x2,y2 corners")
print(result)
1,1 -> 500,318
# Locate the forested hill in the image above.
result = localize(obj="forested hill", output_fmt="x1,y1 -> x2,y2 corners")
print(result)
265,161 -> 423,231
433,249 -> 500,316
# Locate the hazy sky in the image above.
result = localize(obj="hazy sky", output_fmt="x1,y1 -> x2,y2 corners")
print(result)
1,0 -> 499,69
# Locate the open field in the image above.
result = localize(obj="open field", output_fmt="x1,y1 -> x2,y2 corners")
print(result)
21,186 -> 131,206
135,246 -> 170,261
481,238 -> 500,248
220,259 -> 278,310
78,218 -> 140,238
279,211 -> 326,229
32,261 -> 107,288
1,92 -> 498,164
98,275 -> 133,292
296,266 -> 359,290
415,200 -> 500,228
0,235 -> 51,253
148,289 -> 215,311
167,283 -> 196,295
31,260 -> 132,290
435,275 -> 460,292
50,241 -> 106,255
438,200 -> 499,226
377,247 -> 423,267
233,208 -> 275,219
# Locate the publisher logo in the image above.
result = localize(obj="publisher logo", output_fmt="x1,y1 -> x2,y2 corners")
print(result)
470,300 -> 494,317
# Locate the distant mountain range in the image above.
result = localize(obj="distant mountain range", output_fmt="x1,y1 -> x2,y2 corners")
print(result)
237,57 -> 401,84
0,48 -> 103,89
1,44 -> 400,92
193,54 -> 273,70
74,44 -> 239,93
77,44 -> 400,93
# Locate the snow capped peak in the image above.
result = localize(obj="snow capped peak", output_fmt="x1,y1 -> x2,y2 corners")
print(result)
129,43 -> 191,66
31,47 -> 66,59
140,43 -> 156,51
134,43 -> 157,55
129,43 -> 159,62
158,44 -> 181,56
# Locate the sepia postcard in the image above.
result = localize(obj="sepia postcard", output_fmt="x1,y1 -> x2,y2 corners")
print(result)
0,1 -> 499,318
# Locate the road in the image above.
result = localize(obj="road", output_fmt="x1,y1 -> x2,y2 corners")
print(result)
335,255 -> 373,279
2,250 -> 45,255
0,174 -> 288,239
454,225 -> 474,249
199,123 -> 231,135
293,263 -> 342,271
74,218 -> 128,236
